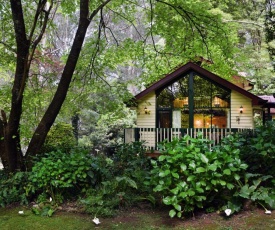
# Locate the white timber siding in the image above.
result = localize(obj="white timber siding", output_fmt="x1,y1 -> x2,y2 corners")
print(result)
231,91 -> 254,129
136,92 -> 156,147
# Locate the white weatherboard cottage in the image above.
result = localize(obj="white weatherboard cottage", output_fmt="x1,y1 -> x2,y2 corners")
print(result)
125,62 -> 270,149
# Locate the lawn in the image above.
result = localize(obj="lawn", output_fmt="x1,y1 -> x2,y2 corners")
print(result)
0,205 -> 274,230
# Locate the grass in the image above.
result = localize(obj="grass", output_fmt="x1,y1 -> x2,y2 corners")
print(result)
0,205 -> 274,230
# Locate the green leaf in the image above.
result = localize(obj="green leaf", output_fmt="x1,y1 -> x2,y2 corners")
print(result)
223,169 -> 231,175
180,164 -> 187,171
164,169 -> 171,176
172,172 -> 179,178
196,167 -> 206,173
189,162 -> 196,169
158,155 -> 166,161
171,187 -> 179,195
179,192 -> 187,198
169,209 -> 176,218
240,164 -> 248,169
188,190 -> 195,196
226,183 -> 234,190
187,175 -> 195,181
196,187 -> 204,193
200,154 -> 209,164
208,164 -> 217,171
179,181 -> 187,188
174,204 -> 181,211
234,174 -> 240,180
163,197 -> 171,205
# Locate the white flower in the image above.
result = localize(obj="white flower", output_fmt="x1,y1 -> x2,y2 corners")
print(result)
224,209 -> 232,216
265,210 -> 272,215
49,197 -> 52,202
92,217 -> 101,225
18,211 -> 24,215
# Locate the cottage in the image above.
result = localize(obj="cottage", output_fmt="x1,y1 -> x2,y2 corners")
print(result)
125,62 -> 269,149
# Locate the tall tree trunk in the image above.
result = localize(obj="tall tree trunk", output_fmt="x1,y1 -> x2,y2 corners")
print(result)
25,0 -> 92,161
26,0 -> 111,162
72,114 -> 80,142
0,0 -> 30,172
265,0 -> 275,70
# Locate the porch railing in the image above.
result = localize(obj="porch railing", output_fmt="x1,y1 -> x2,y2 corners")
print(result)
124,128 -> 248,150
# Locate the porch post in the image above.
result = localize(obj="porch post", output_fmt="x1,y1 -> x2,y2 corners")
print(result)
188,72 -> 194,128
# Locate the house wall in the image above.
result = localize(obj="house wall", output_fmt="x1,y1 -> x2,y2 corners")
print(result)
136,92 -> 156,148
136,91 -> 258,130
231,91 -> 254,129
136,92 -> 156,127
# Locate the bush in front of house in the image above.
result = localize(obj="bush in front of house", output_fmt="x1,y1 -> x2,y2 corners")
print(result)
80,141 -> 153,217
149,126 -> 275,218
149,133 -> 248,218
27,148 -> 101,205
236,121 -> 275,181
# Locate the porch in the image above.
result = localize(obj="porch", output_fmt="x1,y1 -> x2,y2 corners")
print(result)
124,128 -> 247,150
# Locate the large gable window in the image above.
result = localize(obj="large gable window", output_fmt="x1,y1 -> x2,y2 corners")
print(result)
156,72 -> 230,128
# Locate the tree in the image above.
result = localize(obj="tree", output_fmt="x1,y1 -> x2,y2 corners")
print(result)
0,0 -> 237,172
0,0 -> 111,172
212,0 -> 275,94
265,0 -> 275,70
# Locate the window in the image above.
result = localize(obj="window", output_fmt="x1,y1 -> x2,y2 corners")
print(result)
156,72 -> 230,128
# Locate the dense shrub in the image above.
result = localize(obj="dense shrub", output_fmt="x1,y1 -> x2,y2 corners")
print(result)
41,123 -> 77,154
28,149 -> 97,203
0,171 -> 29,207
113,141 -> 152,192
237,121 -> 275,181
149,133 -> 248,218
80,142 -> 153,216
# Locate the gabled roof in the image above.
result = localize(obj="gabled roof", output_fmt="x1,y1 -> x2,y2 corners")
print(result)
135,62 -> 266,106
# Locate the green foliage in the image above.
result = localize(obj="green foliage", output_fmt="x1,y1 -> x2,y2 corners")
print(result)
236,174 -> 275,209
220,123 -> 275,212
32,202 -> 57,217
80,141 -> 153,216
113,142 -> 151,190
28,149 -> 95,203
77,105 -> 136,152
0,171 -> 29,207
41,123 -> 77,154
81,176 -> 138,217
149,133 -> 247,218
237,121 -> 275,182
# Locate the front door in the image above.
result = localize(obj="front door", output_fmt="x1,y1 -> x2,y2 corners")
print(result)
157,109 -> 172,142
158,109 -> 172,128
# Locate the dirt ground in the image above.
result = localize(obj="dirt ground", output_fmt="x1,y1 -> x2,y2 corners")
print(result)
95,204 -> 275,230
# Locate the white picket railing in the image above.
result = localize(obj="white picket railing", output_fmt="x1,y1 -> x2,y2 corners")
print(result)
124,128 -> 248,150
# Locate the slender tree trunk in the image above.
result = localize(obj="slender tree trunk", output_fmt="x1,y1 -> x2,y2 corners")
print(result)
265,0 -> 275,70
72,114 -> 80,142
25,0 -> 91,161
